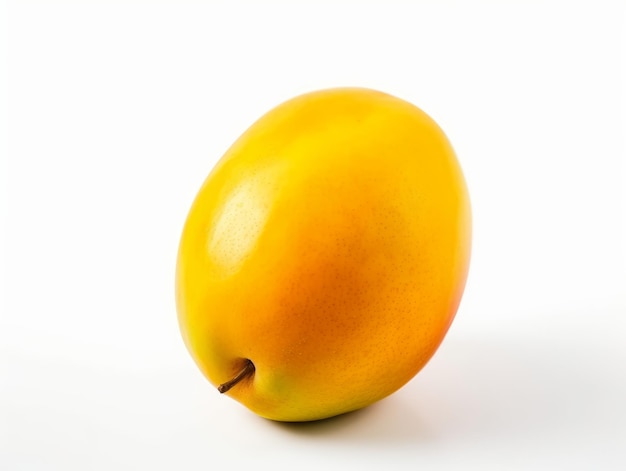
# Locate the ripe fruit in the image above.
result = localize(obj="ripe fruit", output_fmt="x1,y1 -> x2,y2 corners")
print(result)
176,87 -> 471,422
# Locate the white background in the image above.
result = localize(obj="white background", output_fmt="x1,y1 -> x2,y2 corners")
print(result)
3,1 -> 626,469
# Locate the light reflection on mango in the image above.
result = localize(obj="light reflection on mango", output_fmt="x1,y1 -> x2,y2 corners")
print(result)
207,169 -> 273,276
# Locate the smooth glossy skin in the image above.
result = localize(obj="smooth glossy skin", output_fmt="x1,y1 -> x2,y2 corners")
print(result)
176,88 -> 471,422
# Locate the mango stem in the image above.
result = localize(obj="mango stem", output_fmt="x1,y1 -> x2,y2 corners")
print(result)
218,359 -> 255,393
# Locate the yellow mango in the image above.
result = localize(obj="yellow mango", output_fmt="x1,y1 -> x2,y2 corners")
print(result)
176,87 -> 471,422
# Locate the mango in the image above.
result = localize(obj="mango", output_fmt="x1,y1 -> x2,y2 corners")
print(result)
175,87 -> 471,422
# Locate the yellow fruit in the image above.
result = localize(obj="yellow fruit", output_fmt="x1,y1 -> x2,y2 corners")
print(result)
175,87 -> 471,422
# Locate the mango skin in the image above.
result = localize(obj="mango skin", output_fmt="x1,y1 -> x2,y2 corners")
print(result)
175,87 -> 471,422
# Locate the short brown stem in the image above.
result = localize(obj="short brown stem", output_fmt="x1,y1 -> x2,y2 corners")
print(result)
217,359 -> 255,394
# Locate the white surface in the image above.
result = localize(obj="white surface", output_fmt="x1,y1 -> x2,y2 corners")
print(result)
3,1 -> 626,469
